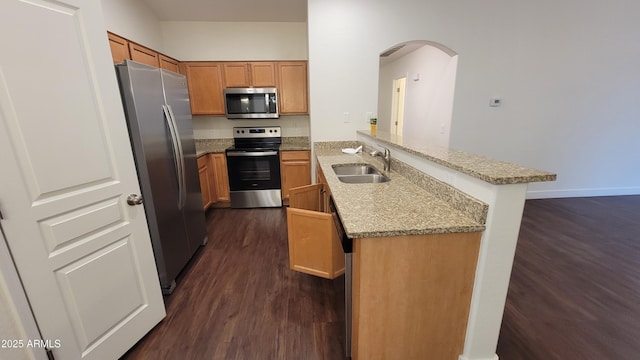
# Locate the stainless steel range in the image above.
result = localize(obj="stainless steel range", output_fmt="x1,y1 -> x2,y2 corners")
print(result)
226,127 -> 282,208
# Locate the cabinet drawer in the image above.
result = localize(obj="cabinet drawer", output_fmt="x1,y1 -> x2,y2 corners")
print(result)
197,155 -> 208,169
281,150 -> 310,161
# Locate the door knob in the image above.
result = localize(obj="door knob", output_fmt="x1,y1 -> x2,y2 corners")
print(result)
126,194 -> 144,206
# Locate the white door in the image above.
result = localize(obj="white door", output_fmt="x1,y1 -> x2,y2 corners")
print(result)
0,1 -> 165,359
391,77 -> 406,136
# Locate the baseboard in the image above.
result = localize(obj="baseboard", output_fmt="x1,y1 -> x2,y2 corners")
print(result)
458,354 -> 499,360
527,186 -> 640,199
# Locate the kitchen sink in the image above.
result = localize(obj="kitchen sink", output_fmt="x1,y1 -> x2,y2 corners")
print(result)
337,174 -> 391,183
333,164 -> 390,183
333,164 -> 383,176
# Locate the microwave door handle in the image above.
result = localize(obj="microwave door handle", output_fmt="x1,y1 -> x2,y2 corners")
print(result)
265,93 -> 270,113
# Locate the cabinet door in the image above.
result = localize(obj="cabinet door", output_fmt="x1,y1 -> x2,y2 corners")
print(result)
128,42 -> 160,68
210,153 -> 230,202
277,61 -> 308,114
107,32 -> 130,64
287,184 -> 345,279
159,54 -> 179,73
223,62 -> 250,88
250,62 -> 276,87
281,150 -> 311,200
184,62 -> 225,115
316,162 -> 330,212
197,156 -> 212,209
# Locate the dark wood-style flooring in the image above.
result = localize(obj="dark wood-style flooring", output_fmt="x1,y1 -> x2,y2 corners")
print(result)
123,208 -> 344,360
123,196 -> 640,359
497,196 -> 640,360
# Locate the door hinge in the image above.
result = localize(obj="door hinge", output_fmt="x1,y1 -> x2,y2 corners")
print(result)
46,348 -> 55,360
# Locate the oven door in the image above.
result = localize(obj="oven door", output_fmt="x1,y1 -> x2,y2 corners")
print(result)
226,149 -> 282,207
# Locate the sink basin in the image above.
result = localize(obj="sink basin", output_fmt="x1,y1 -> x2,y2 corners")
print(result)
333,164 -> 383,176
337,174 -> 391,183
333,164 -> 390,183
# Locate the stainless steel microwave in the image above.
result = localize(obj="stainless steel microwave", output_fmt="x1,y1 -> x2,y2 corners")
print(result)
224,87 -> 279,119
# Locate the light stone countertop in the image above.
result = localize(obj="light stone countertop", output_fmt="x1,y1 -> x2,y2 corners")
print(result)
195,139 -> 233,157
195,137 -> 310,157
315,146 -> 486,239
358,130 -> 557,185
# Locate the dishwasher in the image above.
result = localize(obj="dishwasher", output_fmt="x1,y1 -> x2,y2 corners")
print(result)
329,196 -> 353,359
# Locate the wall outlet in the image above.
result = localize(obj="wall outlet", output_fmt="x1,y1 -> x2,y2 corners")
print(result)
365,112 -> 373,123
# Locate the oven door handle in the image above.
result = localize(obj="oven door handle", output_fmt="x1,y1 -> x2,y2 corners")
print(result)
227,151 -> 278,157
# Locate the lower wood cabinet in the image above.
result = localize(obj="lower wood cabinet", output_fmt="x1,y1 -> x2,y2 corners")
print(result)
351,231 -> 481,359
197,153 -> 230,209
197,155 -> 213,209
209,153 -> 230,203
286,183 -> 345,279
280,150 -> 311,202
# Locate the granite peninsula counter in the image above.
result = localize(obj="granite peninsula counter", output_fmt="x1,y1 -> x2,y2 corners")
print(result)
332,131 -> 557,360
314,146 -> 486,239
310,142 -> 489,359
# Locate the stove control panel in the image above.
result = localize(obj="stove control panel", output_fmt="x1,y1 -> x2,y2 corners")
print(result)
233,126 -> 281,138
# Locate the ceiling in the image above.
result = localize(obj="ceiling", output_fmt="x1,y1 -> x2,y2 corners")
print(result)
140,0 -> 307,22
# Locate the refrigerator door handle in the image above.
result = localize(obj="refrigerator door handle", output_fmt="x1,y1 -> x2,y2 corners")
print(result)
162,105 -> 185,209
166,105 -> 187,210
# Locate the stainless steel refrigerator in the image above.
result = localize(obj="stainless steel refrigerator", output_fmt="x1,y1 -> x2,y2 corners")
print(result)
116,60 -> 207,294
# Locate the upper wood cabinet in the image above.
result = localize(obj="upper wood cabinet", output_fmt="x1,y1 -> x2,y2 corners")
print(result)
223,62 -> 250,87
128,42 -> 160,68
277,61 -> 308,114
159,55 -> 180,73
249,62 -> 276,87
183,62 -> 225,115
107,32 -> 130,64
223,62 -> 277,88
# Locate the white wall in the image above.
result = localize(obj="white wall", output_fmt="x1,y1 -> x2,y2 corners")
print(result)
100,0 -> 163,51
378,43 -> 457,148
308,0 -> 640,198
161,22 -> 308,61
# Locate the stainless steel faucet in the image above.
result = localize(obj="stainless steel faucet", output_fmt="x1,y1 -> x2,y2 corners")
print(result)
370,146 -> 391,172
